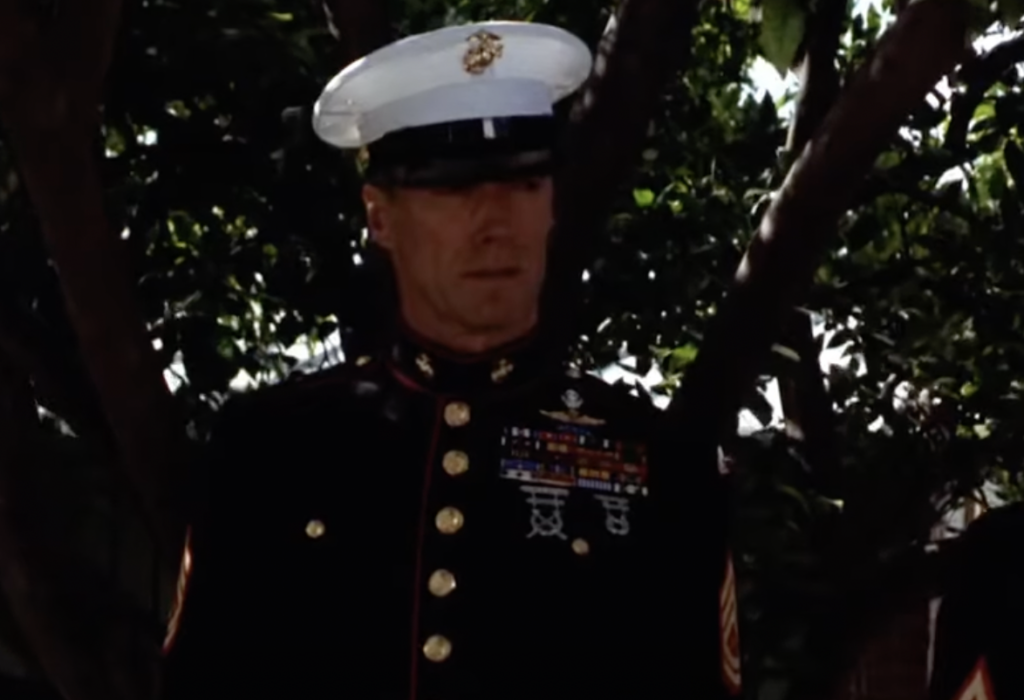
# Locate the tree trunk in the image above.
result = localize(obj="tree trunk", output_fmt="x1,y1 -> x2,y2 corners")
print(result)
831,600 -> 931,700
667,0 -> 969,443
544,0 -> 702,346
0,359 -> 157,700
0,2 -> 188,697
0,0 -> 187,572
776,0 -> 847,483
319,0 -> 394,64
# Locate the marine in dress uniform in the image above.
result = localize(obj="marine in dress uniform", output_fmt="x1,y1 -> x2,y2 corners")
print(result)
929,503 -> 1024,700
160,21 -> 742,700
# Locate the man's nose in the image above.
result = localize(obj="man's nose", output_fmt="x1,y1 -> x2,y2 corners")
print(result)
470,183 -> 516,234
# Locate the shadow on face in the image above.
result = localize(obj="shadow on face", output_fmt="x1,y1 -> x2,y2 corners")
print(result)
363,176 -> 553,348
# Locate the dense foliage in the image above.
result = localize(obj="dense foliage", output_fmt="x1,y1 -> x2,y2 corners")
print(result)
1,0 -> 1023,697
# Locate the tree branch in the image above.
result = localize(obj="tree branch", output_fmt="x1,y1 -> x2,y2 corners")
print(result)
543,0 -> 702,342
788,0 -> 847,154
0,299 -> 107,442
944,34 -> 1024,153
318,0 -> 393,65
0,0 -> 188,570
0,358 -> 156,700
776,0 -> 848,480
667,0 -> 969,438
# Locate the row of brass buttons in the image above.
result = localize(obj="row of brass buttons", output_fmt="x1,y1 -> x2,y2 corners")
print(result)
423,401 -> 471,664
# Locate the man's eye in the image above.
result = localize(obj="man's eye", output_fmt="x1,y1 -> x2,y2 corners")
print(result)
517,178 -> 543,191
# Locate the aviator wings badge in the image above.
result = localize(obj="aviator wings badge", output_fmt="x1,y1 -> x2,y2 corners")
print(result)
540,389 -> 606,426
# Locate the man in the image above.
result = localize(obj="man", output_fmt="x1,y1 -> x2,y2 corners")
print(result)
160,21 -> 741,700
929,502 -> 1024,700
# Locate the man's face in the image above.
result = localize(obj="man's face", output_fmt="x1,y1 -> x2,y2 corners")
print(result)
364,176 -> 553,345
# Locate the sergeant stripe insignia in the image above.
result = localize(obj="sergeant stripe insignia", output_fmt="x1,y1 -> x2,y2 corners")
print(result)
162,529 -> 194,654
719,553 -> 742,695
952,658 -> 995,700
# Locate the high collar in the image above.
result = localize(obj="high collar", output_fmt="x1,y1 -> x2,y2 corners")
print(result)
386,325 -> 551,396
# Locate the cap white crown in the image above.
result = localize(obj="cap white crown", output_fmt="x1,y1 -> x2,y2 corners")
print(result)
312,21 -> 593,149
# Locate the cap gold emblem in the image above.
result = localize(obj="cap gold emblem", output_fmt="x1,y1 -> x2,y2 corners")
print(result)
463,30 -> 504,74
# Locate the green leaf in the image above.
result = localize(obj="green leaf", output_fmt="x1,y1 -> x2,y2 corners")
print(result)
745,388 -> 775,426
998,0 -> 1024,24
667,343 -> 699,373
633,188 -> 655,207
771,343 -> 801,362
760,0 -> 806,76
776,484 -> 811,516
1004,139 -> 1024,190
988,165 -> 1008,203
731,0 -> 754,19
967,0 -> 997,34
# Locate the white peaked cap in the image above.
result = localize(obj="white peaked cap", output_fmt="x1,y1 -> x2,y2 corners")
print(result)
312,21 -> 594,150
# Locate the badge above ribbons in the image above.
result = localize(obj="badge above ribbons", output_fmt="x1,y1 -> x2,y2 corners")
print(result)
540,389 -> 606,426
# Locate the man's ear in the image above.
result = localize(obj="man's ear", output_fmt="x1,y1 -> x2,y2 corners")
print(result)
362,184 -> 394,250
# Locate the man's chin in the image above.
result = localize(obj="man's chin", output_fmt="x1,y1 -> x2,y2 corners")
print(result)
454,306 -> 537,339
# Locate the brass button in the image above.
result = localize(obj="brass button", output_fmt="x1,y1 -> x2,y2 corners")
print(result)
572,538 -> 590,555
444,401 -> 471,427
305,519 -> 326,539
422,634 -> 452,662
442,450 -> 469,476
435,507 -> 464,534
428,569 -> 457,597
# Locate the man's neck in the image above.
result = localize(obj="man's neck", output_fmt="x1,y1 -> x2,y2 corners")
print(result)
399,314 -> 536,356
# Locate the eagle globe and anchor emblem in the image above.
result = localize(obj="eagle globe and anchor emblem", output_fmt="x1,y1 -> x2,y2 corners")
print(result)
463,29 -> 505,74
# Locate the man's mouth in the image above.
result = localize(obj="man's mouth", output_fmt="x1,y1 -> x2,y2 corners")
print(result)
463,268 -> 521,279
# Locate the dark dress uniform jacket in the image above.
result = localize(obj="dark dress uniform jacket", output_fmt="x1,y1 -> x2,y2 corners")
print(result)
929,503 -> 1024,700
161,332 -> 740,700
